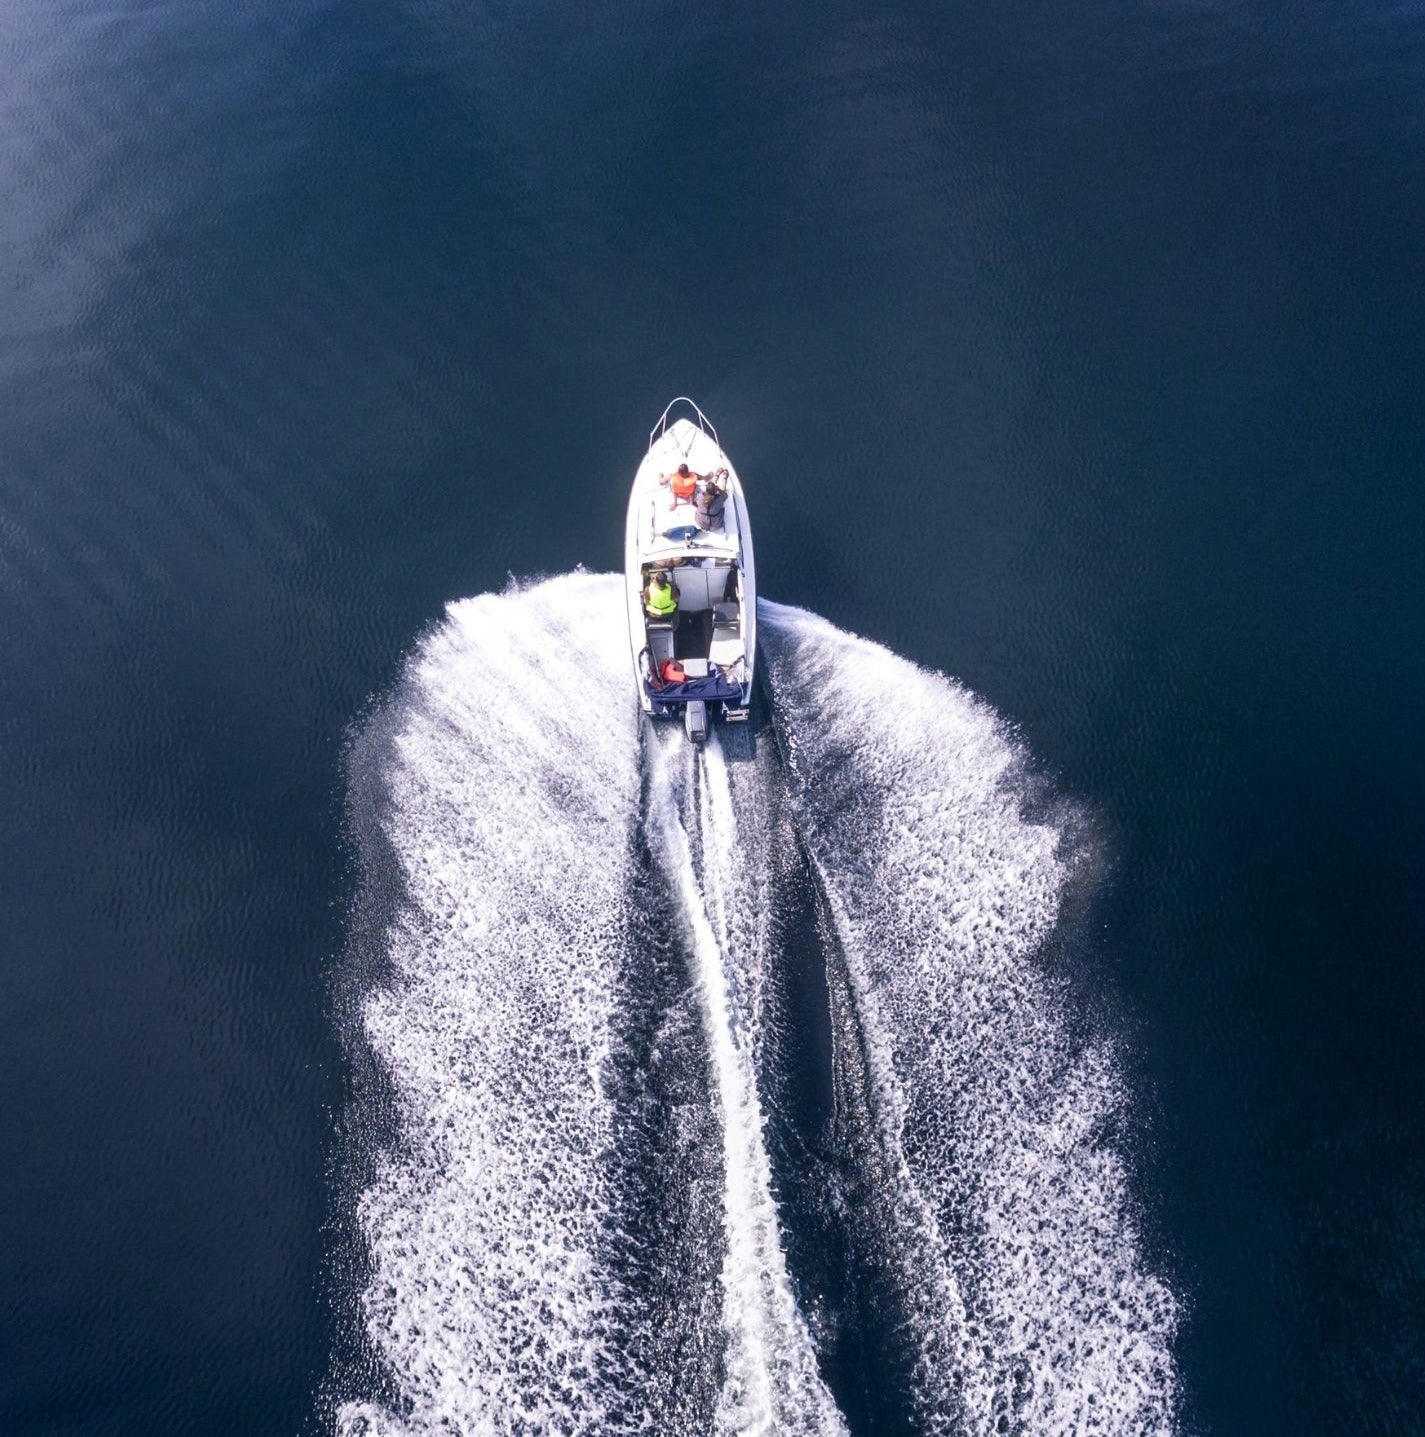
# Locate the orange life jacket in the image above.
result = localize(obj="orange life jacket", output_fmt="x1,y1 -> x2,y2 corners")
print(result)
670,470 -> 697,500
659,659 -> 686,684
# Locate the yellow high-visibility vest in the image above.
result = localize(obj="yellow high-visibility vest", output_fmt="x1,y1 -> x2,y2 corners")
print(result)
645,580 -> 677,615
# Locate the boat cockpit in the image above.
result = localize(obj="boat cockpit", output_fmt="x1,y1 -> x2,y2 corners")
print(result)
641,557 -> 745,678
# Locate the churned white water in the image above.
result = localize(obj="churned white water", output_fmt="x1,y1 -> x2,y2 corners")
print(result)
760,600 -> 1181,1436
645,734 -> 848,1437
334,574 -> 1178,1437
337,574 -> 651,1437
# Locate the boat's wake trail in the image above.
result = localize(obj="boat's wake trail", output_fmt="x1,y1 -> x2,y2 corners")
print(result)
646,733 -> 847,1436
759,601 -> 1180,1436
335,574 -> 666,1437
332,574 -> 1178,1437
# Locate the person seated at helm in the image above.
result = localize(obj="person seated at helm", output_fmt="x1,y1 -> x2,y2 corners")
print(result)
660,462 -> 701,509
644,568 -> 681,627
694,471 -> 728,532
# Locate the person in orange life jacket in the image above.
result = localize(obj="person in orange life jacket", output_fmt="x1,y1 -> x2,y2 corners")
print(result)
694,472 -> 728,531
660,462 -> 701,508
644,569 -> 681,629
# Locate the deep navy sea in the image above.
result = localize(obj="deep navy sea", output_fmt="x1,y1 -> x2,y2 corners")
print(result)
3,1 -> 1424,1433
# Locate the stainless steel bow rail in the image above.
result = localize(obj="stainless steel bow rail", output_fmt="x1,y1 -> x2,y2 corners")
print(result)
649,396 -> 719,452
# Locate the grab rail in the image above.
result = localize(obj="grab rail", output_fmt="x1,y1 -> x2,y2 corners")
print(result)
649,396 -> 718,451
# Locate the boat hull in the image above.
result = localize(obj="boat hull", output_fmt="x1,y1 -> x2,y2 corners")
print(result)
625,404 -> 755,734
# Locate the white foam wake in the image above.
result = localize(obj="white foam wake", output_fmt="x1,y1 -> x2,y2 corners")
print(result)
645,733 -> 848,1437
337,574 -> 650,1437
333,572 -> 1179,1436
760,601 -> 1181,1437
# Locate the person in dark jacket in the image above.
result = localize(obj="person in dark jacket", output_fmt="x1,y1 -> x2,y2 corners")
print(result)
694,472 -> 728,531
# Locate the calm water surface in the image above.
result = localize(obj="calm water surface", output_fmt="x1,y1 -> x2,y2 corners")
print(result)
2,0 -> 1423,1432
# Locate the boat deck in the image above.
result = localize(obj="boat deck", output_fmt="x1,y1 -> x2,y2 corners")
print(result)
625,407 -> 755,725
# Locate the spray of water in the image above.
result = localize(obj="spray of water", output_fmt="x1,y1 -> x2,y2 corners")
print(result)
645,733 -> 848,1437
760,600 -> 1181,1436
336,574 -> 660,1437
332,575 -> 1179,1437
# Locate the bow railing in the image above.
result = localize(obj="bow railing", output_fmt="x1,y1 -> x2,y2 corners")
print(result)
648,396 -> 719,451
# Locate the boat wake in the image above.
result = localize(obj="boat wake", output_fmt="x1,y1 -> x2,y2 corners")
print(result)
332,574 -> 1178,1436
760,602 -> 1180,1435
646,732 -> 847,1435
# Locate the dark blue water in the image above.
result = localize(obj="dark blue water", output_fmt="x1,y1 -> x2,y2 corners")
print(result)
3,0 -> 1423,1432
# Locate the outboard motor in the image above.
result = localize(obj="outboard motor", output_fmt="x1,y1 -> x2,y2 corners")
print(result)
683,700 -> 709,744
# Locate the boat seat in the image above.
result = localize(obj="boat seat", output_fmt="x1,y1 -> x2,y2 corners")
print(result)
667,565 -> 727,613
710,634 -> 743,668
710,597 -> 741,669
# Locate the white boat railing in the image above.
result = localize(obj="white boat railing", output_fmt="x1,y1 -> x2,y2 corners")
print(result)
648,396 -> 719,451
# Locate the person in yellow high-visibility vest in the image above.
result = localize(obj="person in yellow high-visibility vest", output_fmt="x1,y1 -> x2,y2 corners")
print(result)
644,569 -> 681,628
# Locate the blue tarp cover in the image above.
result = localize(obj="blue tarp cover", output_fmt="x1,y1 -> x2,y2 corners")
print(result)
646,673 -> 743,703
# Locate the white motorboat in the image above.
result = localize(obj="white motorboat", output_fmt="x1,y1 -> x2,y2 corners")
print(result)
625,398 -> 756,742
